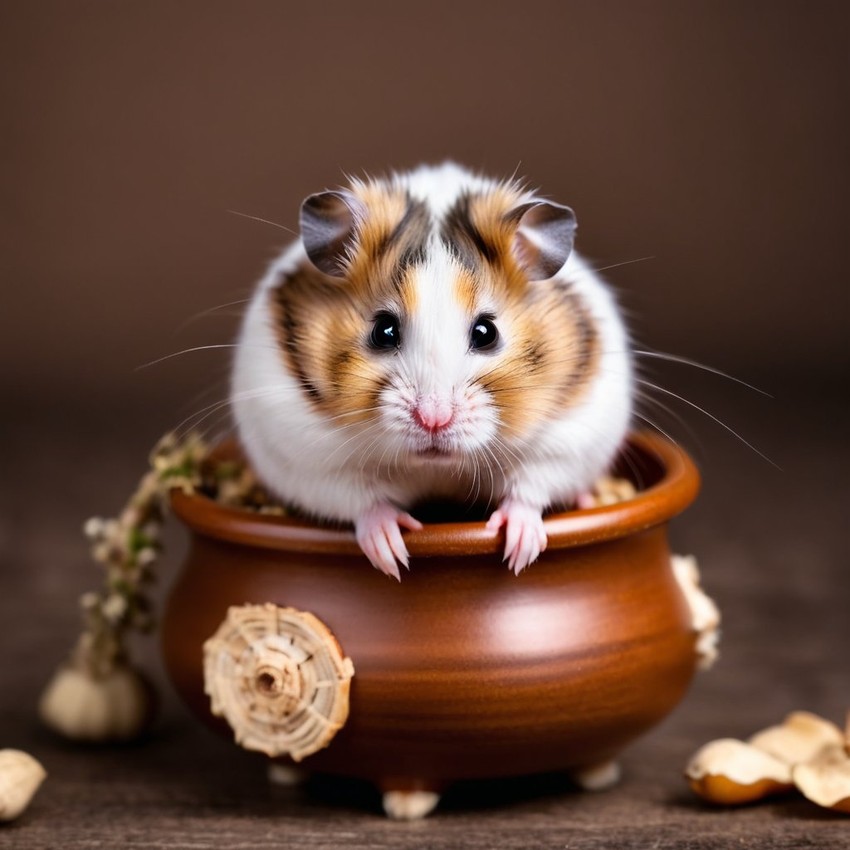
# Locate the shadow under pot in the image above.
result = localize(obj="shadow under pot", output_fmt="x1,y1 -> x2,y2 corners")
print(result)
161,431 -> 705,818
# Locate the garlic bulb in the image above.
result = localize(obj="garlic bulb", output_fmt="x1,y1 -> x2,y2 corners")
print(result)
39,662 -> 154,742
0,750 -> 47,821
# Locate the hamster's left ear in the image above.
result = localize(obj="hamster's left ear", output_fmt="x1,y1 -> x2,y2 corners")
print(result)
300,190 -> 365,277
508,201 -> 577,280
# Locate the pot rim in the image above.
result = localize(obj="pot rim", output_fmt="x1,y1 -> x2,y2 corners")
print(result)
169,431 -> 700,556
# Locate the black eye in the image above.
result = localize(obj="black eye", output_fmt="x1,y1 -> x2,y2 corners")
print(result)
370,312 -> 401,350
470,315 -> 499,351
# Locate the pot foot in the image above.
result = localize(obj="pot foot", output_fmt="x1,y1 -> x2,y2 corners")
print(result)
571,759 -> 621,791
268,763 -> 307,787
382,790 -> 441,820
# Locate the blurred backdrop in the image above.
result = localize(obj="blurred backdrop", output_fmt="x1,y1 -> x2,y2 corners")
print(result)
2,0 -> 848,416
1,4 -> 848,840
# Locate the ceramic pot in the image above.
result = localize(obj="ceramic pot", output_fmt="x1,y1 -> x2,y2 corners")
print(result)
162,432 -> 701,809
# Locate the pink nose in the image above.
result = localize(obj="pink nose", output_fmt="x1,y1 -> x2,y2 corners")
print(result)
413,404 -> 453,434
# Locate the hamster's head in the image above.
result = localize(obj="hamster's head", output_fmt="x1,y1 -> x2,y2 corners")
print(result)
272,169 -> 601,464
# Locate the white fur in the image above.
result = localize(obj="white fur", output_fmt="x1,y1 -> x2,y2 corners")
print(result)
231,164 -> 632,573
404,161 -> 501,217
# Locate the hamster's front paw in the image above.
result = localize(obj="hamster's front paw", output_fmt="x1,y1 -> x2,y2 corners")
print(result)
575,491 -> 596,510
486,500 -> 547,575
355,502 -> 424,581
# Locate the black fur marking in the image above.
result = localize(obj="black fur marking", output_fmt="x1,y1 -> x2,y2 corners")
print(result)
378,196 -> 431,279
524,341 -> 545,371
441,193 -> 499,270
383,196 -> 429,252
328,349 -> 353,395
559,293 -> 598,399
274,286 -> 324,404
551,277 -> 574,295
332,349 -> 351,370
367,373 -> 390,411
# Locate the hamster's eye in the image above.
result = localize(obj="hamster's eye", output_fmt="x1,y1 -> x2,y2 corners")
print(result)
370,312 -> 401,350
470,315 -> 499,352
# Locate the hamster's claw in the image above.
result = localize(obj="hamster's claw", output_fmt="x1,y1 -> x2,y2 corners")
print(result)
355,503 -> 423,581
486,501 -> 547,575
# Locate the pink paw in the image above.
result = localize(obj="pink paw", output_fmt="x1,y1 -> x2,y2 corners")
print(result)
355,502 -> 423,581
575,491 -> 596,510
486,500 -> 547,575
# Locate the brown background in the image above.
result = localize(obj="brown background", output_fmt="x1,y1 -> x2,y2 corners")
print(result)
2,0 -> 849,409
1,2 -> 848,848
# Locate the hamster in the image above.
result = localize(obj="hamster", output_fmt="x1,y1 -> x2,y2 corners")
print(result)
231,162 -> 632,579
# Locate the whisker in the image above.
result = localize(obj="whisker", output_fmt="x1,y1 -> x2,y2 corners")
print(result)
136,343 -> 277,371
634,388 -> 703,452
591,256 -> 655,273
633,349 -> 771,397
172,386 -> 287,438
227,209 -> 298,235
638,379 -> 780,468
630,410 -> 680,449
614,440 -> 648,491
173,298 -> 252,334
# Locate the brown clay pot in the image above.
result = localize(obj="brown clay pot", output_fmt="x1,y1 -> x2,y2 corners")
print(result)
162,432 -> 701,796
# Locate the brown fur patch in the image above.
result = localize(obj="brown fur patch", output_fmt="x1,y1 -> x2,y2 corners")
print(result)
335,184 -> 430,306
466,187 -> 526,258
452,265 -> 482,316
349,183 -> 409,260
272,267 -> 386,421
474,282 -> 600,438
441,184 -> 526,284
271,185 -> 430,419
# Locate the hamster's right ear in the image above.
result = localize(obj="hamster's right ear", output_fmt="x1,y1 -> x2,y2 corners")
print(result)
300,190 -> 365,277
509,201 -> 577,281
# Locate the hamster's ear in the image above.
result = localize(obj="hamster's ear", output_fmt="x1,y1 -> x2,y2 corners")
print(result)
508,201 -> 577,281
300,190 -> 364,277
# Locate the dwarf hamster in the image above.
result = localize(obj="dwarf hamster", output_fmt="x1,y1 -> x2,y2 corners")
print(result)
231,162 -> 632,579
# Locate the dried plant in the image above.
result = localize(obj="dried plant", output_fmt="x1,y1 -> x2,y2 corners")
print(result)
40,431 -> 282,741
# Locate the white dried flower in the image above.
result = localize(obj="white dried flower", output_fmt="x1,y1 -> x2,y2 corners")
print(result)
120,507 -> 143,530
91,542 -> 112,564
101,519 -> 121,539
80,592 -> 101,611
83,517 -> 106,540
135,547 -> 157,568
102,594 -> 128,624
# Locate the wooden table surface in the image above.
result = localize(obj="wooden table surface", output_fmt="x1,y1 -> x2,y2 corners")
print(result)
1,379 -> 847,849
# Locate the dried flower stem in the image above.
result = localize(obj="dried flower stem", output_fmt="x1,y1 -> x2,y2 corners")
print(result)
72,432 -> 210,677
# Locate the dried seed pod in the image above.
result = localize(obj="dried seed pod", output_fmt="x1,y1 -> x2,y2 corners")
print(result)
589,475 -> 636,507
792,744 -> 850,814
39,662 -> 155,742
671,554 -> 721,670
685,738 -> 793,805
749,711 -> 844,766
0,750 -> 47,821
203,604 -> 354,762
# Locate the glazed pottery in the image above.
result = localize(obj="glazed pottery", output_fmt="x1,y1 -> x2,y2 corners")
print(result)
162,432 -> 701,800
